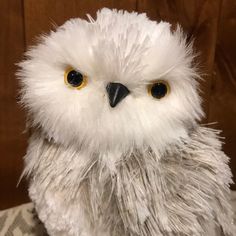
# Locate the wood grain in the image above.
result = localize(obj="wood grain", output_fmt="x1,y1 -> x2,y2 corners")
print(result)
24,0 -> 137,46
208,0 -> 236,188
0,0 -> 29,209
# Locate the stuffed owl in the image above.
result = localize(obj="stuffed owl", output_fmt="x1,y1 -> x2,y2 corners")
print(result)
18,8 -> 235,236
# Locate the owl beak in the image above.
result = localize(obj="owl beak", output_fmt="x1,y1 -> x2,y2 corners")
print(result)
106,82 -> 130,108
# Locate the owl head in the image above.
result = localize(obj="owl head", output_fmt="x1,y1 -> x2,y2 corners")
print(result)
18,8 -> 203,156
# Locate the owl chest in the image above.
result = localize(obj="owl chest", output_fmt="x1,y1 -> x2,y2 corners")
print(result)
27,132 -> 226,236
29,146 -> 156,235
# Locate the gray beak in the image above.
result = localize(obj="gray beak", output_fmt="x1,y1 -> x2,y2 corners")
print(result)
106,82 -> 130,108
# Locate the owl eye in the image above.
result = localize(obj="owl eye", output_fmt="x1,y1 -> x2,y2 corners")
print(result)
148,81 -> 170,99
64,68 -> 87,89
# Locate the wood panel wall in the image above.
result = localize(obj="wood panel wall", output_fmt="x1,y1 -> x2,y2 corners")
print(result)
0,0 -> 235,209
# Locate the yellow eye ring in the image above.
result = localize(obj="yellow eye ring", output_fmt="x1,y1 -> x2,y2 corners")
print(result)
147,80 -> 170,99
64,68 -> 87,90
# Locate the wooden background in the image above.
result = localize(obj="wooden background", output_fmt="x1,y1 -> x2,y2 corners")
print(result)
0,0 -> 235,210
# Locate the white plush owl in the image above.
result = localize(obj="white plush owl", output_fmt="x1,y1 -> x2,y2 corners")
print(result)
18,8 -> 235,236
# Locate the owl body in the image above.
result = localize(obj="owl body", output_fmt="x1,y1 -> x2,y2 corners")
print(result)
25,127 -> 234,236
19,8 -> 235,236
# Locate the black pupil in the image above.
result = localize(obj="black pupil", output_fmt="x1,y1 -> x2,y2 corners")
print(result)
67,70 -> 83,87
151,83 -> 167,99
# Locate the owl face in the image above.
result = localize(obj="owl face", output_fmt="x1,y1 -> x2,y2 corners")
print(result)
19,8 -> 203,155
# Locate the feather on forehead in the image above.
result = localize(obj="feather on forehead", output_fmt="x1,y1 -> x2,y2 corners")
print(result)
59,8 -> 194,84
94,8 -> 169,42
